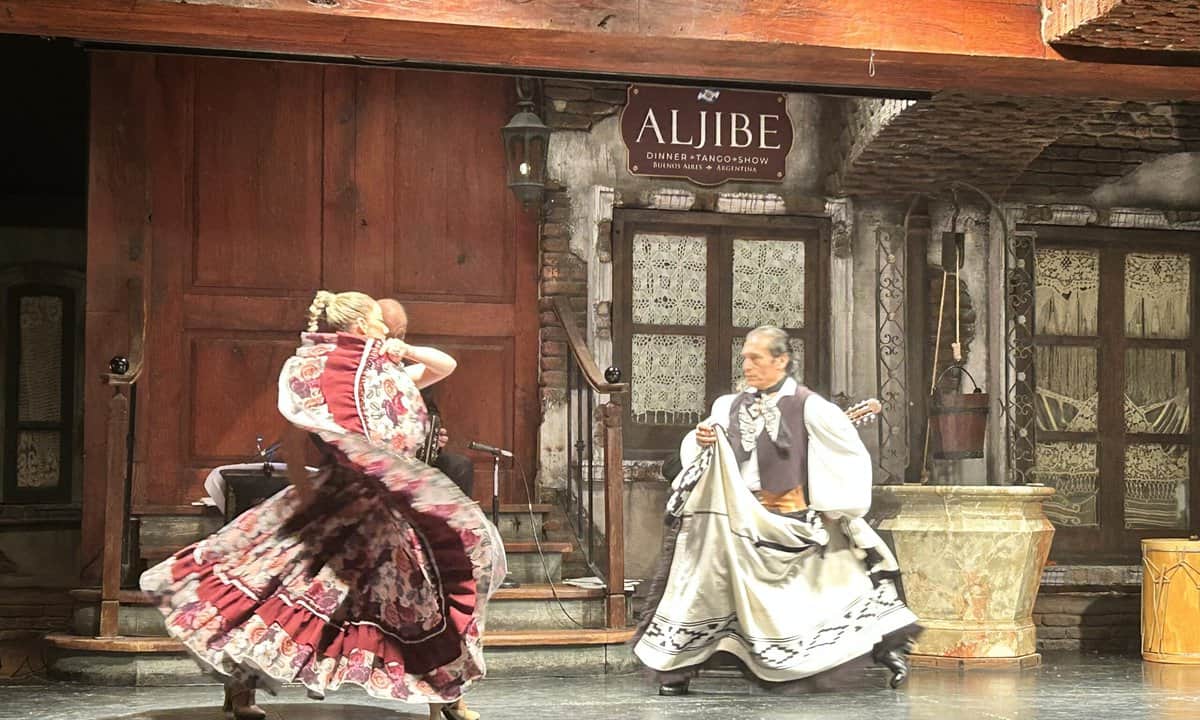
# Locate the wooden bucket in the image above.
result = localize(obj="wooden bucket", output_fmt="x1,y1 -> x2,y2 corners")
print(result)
930,365 -> 989,460
1142,538 -> 1200,664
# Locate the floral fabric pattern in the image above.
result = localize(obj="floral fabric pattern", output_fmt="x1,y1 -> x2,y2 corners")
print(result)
141,332 -> 505,704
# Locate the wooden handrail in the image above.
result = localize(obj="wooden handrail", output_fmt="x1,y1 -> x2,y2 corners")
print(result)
102,277 -> 146,386
550,297 -> 628,395
550,296 -> 628,629
602,402 -> 626,629
97,276 -> 146,637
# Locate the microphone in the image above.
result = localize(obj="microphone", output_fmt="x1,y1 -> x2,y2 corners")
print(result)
469,441 -> 513,458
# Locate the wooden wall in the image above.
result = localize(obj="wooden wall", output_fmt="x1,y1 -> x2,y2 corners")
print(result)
83,53 -> 539,578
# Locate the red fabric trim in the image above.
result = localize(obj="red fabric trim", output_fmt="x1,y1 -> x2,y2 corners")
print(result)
320,333 -> 370,436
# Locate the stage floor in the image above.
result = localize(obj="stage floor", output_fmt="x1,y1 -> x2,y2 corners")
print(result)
3,653 -> 1196,720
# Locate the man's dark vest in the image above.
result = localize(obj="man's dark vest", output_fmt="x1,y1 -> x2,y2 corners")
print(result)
726,385 -> 813,495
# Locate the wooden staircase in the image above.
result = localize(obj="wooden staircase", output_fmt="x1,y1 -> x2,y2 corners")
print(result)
46,504 -> 636,685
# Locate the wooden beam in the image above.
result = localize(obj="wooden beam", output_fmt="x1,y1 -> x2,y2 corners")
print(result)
4,0 -> 1200,99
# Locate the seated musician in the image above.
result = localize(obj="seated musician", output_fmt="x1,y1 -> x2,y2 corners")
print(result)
378,299 -> 475,497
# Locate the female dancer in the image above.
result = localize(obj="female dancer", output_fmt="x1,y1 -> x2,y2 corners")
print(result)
141,290 -> 504,720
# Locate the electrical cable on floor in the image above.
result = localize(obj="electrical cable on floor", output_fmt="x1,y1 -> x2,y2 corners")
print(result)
506,454 -> 590,629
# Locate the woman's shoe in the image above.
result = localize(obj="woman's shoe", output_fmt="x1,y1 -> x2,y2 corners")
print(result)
223,683 -> 267,720
430,699 -> 481,720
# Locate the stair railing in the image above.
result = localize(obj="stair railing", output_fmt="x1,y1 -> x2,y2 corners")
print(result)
550,297 -> 629,629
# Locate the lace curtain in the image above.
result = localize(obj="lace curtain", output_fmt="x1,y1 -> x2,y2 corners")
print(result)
632,233 -> 707,326
1124,444 -> 1188,529
731,238 -> 805,329
1035,248 -> 1099,336
1125,349 -> 1189,435
1126,253 -> 1190,339
1035,442 -> 1099,527
1035,346 -> 1097,432
16,295 -> 64,488
631,334 -> 707,426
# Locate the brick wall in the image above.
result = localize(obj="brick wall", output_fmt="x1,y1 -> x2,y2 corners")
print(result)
536,80 -> 628,401
543,81 -> 625,132
537,182 -> 587,400
1034,589 -> 1141,654
1009,102 -> 1200,199
1033,566 -> 1142,654
837,93 -> 1111,197
0,588 -> 71,681
1045,0 -> 1200,52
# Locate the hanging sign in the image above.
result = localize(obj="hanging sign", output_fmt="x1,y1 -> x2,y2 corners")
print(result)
619,84 -> 793,186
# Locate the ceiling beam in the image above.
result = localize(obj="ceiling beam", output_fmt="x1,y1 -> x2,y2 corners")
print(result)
4,0 -> 1200,100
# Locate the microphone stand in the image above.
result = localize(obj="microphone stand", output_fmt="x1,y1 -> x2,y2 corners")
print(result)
486,450 -> 520,589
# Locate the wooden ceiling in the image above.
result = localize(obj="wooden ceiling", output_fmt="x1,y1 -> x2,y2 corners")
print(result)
2,0 -> 1200,100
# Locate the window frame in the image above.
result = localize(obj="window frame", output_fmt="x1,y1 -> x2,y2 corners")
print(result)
3,283 -> 77,504
1029,225 -> 1200,562
612,209 -> 830,460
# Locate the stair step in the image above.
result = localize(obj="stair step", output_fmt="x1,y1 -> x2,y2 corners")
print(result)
138,514 -> 222,550
47,627 -> 635,651
482,628 -> 637,676
495,504 -> 553,540
45,634 -> 184,653
137,518 -> 572,565
72,585 -> 605,605
69,589 -> 152,605
500,542 -> 570,584
493,585 -> 602,601
504,541 -> 571,554
499,504 -> 554,515
485,628 -> 635,646
489,584 -> 607,631
70,584 -> 616,635
45,625 -> 639,683
142,541 -> 576,577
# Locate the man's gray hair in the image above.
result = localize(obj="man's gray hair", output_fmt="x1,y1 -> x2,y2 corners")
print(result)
746,325 -> 795,376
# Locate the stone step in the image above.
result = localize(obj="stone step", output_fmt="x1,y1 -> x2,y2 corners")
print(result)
500,541 -> 571,585
137,513 -> 223,550
69,582 -> 613,637
489,585 -> 608,631
44,626 -> 637,684
135,505 -> 558,564
476,628 -> 638,677
143,540 -> 575,582
495,504 -> 554,540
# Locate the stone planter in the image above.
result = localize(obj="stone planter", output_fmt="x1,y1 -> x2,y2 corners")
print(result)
872,485 -> 1055,667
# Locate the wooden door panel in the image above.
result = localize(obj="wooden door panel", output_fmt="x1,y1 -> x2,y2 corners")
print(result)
86,55 -> 540,544
391,72 -> 515,303
409,334 -> 514,502
187,334 -> 297,465
192,60 -> 324,292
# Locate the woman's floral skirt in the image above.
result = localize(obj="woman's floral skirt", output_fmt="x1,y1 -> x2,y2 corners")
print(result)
140,434 -> 505,704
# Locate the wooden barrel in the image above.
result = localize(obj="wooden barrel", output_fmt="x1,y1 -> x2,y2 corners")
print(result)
1142,538 -> 1200,664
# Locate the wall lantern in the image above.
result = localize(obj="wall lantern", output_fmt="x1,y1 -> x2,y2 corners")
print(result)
501,77 -> 551,208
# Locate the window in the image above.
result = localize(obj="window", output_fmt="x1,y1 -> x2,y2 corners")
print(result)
1030,227 -> 1199,561
3,284 -> 76,503
613,210 -> 829,457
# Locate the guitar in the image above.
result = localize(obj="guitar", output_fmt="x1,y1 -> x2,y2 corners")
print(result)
846,398 -> 883,427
